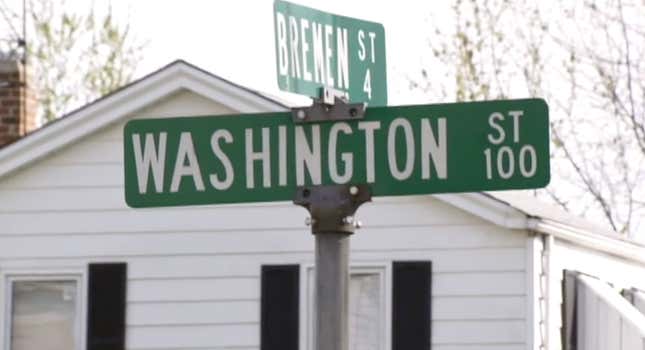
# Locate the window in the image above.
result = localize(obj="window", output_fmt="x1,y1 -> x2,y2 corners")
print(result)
349,273 -> 383,350
3,275 -> 84,350
1,263 -> 126,350
304,266 -> 389,350
261,261 -> 431,350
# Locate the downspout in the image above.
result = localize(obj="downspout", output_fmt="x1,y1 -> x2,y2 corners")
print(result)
541,233 -> 555,350
531,227 -> 553,350
526,216 -> 555,350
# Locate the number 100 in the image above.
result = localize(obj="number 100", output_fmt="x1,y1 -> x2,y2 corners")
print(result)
484,145 -> 537,179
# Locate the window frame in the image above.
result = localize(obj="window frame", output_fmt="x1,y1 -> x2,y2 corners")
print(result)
299,262 -> 392,350
0,269 -> 88,350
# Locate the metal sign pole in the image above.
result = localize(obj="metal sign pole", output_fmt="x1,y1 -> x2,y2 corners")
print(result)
315,232 -> 349,350
294,184 -> 370,350
292,89 -> 371,350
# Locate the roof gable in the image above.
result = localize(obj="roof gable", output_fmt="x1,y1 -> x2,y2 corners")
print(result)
0,60 -> 287,180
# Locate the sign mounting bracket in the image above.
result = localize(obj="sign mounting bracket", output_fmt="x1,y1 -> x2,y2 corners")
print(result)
291,87 -> 367,123
291,86 -> 372,234
293,184 -> 371,235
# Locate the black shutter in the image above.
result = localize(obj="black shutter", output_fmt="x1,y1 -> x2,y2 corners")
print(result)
261,265 -> 300,350
87,263 -> 127,350
392,261 -> 432,350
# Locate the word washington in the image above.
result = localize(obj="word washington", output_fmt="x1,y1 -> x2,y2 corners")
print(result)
130,118 -> 447,194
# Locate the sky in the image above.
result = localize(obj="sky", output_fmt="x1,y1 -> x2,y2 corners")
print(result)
105,0 -> 441,106
0,0 -> 453,105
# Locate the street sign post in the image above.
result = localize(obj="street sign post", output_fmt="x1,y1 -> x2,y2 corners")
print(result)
123,98 -> 549,208
273,0 -> 387,106
272,2 -> 388,346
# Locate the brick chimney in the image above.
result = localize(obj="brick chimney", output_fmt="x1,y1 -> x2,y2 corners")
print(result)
0,59 -> 37,148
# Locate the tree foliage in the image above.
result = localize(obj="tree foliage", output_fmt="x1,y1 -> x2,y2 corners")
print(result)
0,0 -> 144,121
412,0 -> 645,237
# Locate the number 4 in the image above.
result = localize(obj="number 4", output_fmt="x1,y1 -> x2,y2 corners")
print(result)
363,69 -> 372,100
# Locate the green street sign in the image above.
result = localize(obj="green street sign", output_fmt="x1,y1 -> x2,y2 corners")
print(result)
273,0 -> 387,106
123,99 -> 549,208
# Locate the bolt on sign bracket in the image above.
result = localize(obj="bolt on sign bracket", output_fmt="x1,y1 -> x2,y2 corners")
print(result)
293,184 -> 372,235
291,87 -> 367,123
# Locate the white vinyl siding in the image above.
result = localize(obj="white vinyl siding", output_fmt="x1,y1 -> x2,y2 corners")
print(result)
0,91 -> 529,350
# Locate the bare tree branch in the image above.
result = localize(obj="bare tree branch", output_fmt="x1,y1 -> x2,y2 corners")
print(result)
551,125 -> 619,231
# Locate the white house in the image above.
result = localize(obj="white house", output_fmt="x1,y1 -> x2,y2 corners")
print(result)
0,59 -> 644,350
